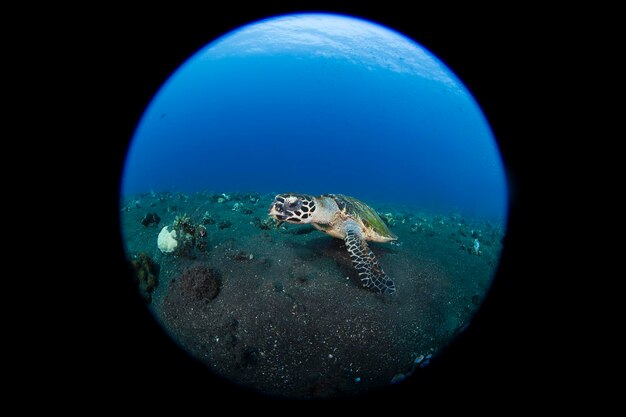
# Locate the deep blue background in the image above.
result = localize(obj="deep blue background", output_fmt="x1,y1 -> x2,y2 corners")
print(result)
122,14 -> 507,220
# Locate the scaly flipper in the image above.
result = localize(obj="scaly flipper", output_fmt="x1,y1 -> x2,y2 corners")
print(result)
344,225 -> 395,294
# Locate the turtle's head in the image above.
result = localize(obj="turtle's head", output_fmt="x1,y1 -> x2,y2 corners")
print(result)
268,193 -> 316,224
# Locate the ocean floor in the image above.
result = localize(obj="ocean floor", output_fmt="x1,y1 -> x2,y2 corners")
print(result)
120,191 -> 504,399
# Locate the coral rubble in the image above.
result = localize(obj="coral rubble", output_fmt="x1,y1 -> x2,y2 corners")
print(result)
140,212 -> 161,227
130,252 -> 159,303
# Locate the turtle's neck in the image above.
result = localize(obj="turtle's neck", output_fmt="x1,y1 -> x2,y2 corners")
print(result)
312,195 -> 339,224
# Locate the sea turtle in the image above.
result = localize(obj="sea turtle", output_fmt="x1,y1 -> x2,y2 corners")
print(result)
268,193 -> 397,294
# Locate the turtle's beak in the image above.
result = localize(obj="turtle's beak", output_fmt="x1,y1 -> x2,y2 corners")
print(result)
268,204 -> 287,220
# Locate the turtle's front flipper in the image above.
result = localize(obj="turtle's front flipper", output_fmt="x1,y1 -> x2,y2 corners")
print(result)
344,227 -> 395,294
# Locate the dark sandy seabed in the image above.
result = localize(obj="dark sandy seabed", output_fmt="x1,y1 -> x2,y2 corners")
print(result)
120,191 -> 504,399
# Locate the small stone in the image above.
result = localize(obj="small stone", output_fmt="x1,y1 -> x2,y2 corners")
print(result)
390,373 -> 406,384
140,212 -> 161,227
218,220 -> 232,229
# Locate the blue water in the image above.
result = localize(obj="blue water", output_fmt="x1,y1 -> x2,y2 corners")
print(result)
122,14 -> 508,220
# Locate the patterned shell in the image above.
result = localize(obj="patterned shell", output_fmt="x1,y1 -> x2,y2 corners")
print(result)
326,194 -> 397,240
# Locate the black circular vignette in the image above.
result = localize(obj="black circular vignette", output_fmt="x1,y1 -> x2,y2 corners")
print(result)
85,3 -> 557,408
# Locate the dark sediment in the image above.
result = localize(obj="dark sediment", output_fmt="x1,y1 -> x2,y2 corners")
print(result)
120,191 -> 504,398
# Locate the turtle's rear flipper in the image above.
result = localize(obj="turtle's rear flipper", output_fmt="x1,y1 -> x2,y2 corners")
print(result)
344,229 -> 395,294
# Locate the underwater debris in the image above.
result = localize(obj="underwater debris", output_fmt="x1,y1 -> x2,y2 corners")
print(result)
218,220 -> 232,230
227,192 -> 261,203
232,202 -> 253,214
231,201 -> 254,215
130,252 -> 159,303
472,238 -> 481,255
158,214 -> 208,258
174,214 -> 194,234
172,214 -> 197,257
411,221 -> 435,236
140,212 -> 161,227
381,212 -> 396,227
419,353 -> 433,368
196,225 -> 208,252
390,373 -> 406,384
232,251 -> 253,261
217,193 -> 231,204
202,211 -> 216,225
237,192 -> 260,204
157,226 -> 178,253
389,351 -> 434,385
